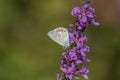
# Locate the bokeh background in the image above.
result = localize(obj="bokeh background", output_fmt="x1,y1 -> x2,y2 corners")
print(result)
0,0 -> 120,80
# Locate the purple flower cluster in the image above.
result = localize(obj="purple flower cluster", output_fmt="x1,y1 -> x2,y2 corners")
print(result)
57,1 -> 99,80
70,4 -> 99,32
58,32 -> 90,80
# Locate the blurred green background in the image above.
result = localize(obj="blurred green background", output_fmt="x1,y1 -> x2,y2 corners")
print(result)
0,0 -> 120,80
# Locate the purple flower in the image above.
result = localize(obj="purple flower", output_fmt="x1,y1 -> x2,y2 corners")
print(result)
70,4 -> 99,31
69,31 -> 75,44
76,36 -> 87,49
79,66 -> 89,80
68,49 -> 77,61
60,63 -> 76,80
71,7 -> 81,18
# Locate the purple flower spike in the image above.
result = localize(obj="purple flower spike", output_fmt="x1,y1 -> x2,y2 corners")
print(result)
55,0 -> 100,80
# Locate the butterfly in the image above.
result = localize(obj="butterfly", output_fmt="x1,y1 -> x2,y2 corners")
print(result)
48,27 -> 70,48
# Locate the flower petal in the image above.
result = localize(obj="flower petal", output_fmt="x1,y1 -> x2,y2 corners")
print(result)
92,21 -> 100,26
71,7 -> 81,17
81,16 -> 87,23
60,67 -> 67,73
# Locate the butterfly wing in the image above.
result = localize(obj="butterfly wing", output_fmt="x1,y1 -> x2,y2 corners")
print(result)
48,27 -> 70,48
